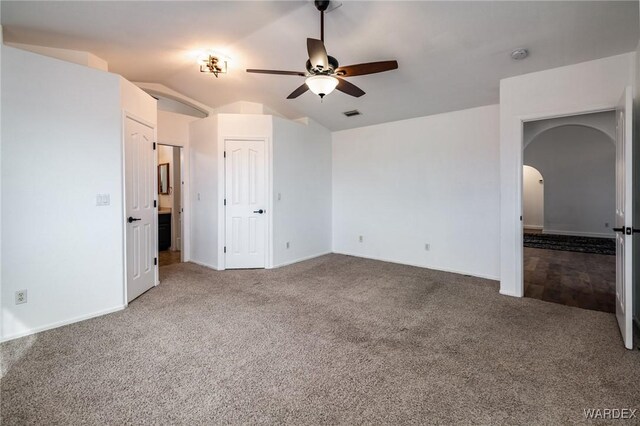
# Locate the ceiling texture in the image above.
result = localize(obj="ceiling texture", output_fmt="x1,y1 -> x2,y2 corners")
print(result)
2,1 -> 638,130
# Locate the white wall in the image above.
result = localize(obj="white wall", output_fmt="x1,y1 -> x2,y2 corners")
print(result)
523,111 -> 616,149
500,52 -> 636,297
522,166 -> 544,229
6,42 -> 108,71
212,101 -> 285,119
524,125 -> 615,237
120,78 -> 157,125
189,113 -> 272,270
189,115 -> 219,269
157,110 -> 198,144
157,110 -> 198,260
189,112 -> 333,270
332,104 -> 500,280
272,117 -> 332,267
1,46 -> 139,340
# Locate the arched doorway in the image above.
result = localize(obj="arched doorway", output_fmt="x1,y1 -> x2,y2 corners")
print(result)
522,165 -> 544,232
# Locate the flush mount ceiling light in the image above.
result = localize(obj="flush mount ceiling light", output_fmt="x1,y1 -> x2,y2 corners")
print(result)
511,48 -> 529,60
305,75 -> 339,99
198,54 -> 228,77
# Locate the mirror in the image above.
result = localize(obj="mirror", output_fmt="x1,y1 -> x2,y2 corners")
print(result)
158,163 -> 170,194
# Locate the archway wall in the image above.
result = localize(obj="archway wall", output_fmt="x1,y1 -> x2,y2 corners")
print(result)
522,166 -> 544,229
523,123 -> 615,238
523,111 -> 615,149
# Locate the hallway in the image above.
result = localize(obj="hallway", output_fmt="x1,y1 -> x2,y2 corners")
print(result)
523,244 -> 616,313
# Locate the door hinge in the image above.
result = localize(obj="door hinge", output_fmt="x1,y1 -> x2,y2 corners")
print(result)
153,142 -> 156,150
224,198 -> 226,206
223,151 -> 226,158
224,246 -> 227,253
154,257 -> 157,265
154,200 -> 157,208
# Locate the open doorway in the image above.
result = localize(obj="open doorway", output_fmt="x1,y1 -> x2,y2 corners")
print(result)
523,165 -> 544,233
522,111 -> 617,312
158,144 -> 183,267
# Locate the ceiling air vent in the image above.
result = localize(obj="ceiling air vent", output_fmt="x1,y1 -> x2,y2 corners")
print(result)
343,110 -> 361,117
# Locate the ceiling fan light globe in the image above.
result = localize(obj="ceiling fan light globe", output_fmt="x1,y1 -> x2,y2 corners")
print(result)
305,75 -> 338,98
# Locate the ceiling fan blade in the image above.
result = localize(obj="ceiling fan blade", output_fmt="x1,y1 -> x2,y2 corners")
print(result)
287,83 -> 309,99
246,69 -> 306,77
336,60 -> 398,77
307,38 -> 329,70
336,77 -> 365,97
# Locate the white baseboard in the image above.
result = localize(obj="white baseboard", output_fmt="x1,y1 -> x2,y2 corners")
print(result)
499,289 -> 522,298
1,305 -> 126,343
272,251 -> 332,269
542,229 -> 614,238
188,259 -> 221,271
332,251 -> 500,281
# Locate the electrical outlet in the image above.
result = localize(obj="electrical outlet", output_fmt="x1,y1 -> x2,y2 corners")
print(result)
15,290 -> 27,305
286,241 -> 290,249
425,243 -> 430,251
359,235 -> 364,243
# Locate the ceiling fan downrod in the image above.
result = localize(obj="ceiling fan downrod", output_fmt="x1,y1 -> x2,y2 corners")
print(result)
315,0 -> 330,42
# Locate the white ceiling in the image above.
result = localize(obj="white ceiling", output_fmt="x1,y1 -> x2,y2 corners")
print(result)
2,1 -> 638,131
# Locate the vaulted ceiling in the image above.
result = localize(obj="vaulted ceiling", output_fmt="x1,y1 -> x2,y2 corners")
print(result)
2,1 -> 638,130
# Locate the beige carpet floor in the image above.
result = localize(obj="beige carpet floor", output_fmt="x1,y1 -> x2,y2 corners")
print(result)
1,254 -> 639,424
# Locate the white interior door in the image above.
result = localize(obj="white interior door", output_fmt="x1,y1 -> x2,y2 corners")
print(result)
614,86 -> 633,349
225,139 -> 266,269
125,116 -> 156,302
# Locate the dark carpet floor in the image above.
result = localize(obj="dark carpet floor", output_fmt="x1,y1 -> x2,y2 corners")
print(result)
523,233 -> 616,256
2,254 -> 639,424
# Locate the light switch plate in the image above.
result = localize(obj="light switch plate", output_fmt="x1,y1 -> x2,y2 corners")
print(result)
96,194 -> 110,206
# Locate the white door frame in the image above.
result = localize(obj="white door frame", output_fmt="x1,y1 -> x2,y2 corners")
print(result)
157,143 -> 187,262
514,104 -> 616,298
217,136 -> 273,270
122,110 -> 158,307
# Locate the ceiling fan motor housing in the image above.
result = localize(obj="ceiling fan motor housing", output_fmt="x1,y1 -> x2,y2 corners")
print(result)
314,1 -> 330,12
306,56 -> 339,75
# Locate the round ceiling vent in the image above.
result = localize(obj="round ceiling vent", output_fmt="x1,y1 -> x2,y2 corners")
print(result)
511,48 -> 529,60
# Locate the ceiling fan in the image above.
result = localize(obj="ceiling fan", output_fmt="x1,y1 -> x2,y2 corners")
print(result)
246,0 -> 399,100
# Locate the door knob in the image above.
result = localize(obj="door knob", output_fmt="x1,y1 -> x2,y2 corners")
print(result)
253,209 -> 265,214
613,227 -> 625,233
128,217 -> 142,223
